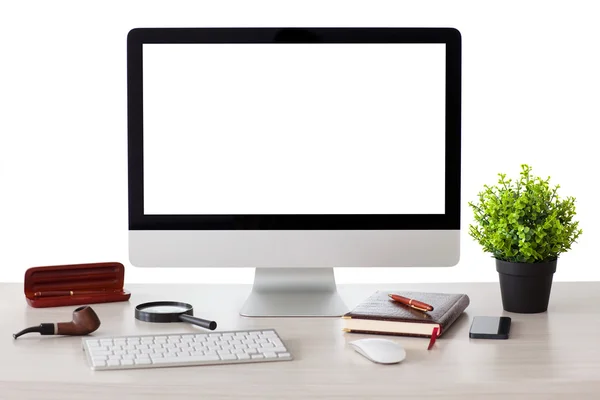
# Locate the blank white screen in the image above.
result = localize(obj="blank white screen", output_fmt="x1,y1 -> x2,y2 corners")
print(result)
143,43 -> 446,215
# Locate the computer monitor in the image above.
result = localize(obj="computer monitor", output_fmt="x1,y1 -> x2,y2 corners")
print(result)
127,27 -> 461,317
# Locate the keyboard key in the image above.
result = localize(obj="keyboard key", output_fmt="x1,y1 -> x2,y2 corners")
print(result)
220,354 -> 237,361
279,353 -> 291,358
272,347 -> 288,354
193,355 -> 222,362
257,347 -> 275,354
121,359 -> 134,366
90,350 -> 112,356
251,354 -> 264,359
237,353 -> 251,360
150,357 -> 175,365
262,352 -> 278,359
134,359 -> 151,365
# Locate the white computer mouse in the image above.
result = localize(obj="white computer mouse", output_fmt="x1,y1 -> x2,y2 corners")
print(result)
348,338 -> 407,364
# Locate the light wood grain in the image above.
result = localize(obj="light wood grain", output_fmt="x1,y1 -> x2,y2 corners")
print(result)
1,282 -> 599,399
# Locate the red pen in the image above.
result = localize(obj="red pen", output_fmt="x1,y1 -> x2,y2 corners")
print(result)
388,293 -> 434,312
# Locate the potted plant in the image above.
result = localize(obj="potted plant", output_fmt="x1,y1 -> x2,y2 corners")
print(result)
468,164 -> 582,313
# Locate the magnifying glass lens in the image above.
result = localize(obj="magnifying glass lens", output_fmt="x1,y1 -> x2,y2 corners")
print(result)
143,305 -> 188,313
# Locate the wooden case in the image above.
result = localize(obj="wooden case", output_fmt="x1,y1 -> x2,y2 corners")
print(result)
24,262 -> 131,308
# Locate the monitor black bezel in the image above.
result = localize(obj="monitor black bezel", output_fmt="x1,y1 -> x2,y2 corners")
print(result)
128,27 -> 461,230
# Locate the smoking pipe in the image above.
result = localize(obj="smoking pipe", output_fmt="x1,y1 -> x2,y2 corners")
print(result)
13,305 -> 101,339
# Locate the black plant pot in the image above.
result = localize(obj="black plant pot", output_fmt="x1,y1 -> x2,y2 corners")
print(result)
496,258 -> 557,313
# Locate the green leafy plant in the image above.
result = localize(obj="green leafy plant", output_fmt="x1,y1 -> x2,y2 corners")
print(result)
468,164 -> 582,263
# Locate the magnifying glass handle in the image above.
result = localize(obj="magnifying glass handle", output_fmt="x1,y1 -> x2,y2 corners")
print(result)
179,314 -> 217,331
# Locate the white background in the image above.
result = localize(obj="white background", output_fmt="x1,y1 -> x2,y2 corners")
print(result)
143,43 -> 445,215
1,0 -> 598,284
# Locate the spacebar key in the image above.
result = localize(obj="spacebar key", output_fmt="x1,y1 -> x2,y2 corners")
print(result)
152,355 -> 221,364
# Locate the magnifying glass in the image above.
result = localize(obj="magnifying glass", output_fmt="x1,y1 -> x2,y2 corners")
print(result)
135,301 -> 217,330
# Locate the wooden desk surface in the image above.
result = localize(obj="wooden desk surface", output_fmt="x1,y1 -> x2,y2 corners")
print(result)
1,282 -> 599,399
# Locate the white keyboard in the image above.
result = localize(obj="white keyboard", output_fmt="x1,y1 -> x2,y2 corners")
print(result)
82,329 -> 293,370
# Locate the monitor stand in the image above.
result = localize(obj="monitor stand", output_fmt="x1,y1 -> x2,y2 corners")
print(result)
239,268 -> 349,317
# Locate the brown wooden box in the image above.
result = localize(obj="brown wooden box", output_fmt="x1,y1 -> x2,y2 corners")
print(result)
24,262 -> 131,308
